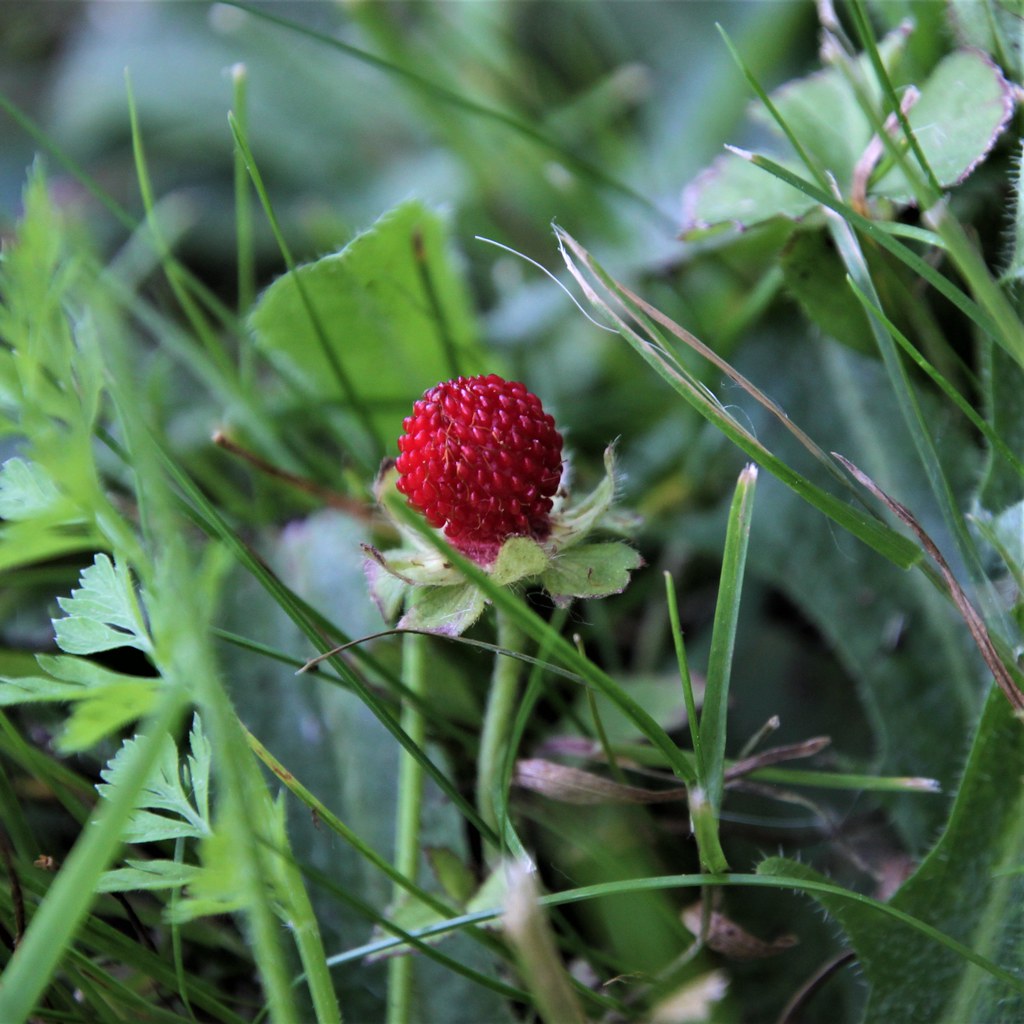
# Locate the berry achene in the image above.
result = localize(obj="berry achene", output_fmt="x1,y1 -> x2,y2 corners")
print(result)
395,374 -> 563,562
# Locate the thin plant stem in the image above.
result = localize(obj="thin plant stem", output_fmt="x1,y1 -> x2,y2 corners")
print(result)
387,626 -> 428,1024
477,608 -> 526,847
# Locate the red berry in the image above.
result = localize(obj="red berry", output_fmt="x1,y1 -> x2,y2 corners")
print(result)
395,374 -> 563,563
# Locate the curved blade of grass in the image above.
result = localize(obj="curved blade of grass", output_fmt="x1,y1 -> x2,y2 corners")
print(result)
329,870 -> 1024,1000
124,70 -> 234,381
555,227 -> 922,570
217,627 -> 478,749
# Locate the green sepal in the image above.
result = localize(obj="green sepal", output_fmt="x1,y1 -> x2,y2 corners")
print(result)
491,536 -> 548,586
548,445 -> 621,548
398,583 -> 487,637
541,542 -> 644,607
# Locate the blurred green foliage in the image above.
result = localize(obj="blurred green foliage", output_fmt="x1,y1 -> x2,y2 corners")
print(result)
1,2 -> 1022,1022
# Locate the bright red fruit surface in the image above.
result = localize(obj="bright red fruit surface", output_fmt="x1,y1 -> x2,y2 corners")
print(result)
395,374 -> 563,562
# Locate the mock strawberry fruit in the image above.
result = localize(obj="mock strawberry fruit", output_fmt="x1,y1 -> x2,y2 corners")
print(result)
395,374 -> 564,562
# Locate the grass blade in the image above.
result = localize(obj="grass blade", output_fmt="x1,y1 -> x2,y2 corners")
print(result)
699,464 -> 757,818
554,226 -> 922,570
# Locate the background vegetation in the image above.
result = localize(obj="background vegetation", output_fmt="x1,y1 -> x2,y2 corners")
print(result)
0,2 -> 1021,1022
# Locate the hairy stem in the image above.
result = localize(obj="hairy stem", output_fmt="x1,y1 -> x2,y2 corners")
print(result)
477,609 -> 526,850
386,627 -> 427,1024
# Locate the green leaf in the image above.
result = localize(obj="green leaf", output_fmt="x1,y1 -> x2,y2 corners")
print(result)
751,25 -> 909,181
683,37 -> 1011,234
250,200 -> 483,441
426,847 -> 477,905
780,229 -> 874,353
948,0 -> 1023,80
683,25 -> 909,234
96,859 -> 202,894
758,684 -> 1024,1022
398,583 -> 487,636
0,457 -> 79,521
97,715 -> 212,843
682,154 -> 816,236
540,541 -> 643,605
0,457 -> 101,571
0,655 -> 160,752
873,50 -> 1014,202
57,682 -> 161,754
490,536 -> 549,587
53,553 -> 153,656
167,827 -> 248,922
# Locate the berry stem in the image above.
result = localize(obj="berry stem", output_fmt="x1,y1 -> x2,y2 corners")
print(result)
477,608 -> 526,851
386,624 -> 427,1024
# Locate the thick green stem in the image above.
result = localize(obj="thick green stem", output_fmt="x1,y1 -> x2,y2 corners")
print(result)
477,609 -> 526,848
387,628 -> 427,1024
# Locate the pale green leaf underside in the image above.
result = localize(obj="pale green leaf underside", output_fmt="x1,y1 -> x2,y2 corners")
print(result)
97,716 -> 212,843
399,583 -> 487,636
683,47 -> 1012,235
53,553 -> 152,656
97,859 -> 202,893
0,655 -> 159,752
874,51 -> 1013,202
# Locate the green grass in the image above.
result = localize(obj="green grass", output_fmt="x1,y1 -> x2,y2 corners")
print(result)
0,2 -> 1021,1022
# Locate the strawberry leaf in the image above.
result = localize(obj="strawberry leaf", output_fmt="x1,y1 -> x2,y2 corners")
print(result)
250,201 -> 485,444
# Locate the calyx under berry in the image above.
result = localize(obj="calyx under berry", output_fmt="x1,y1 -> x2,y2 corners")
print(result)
365,377 -> 643,636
